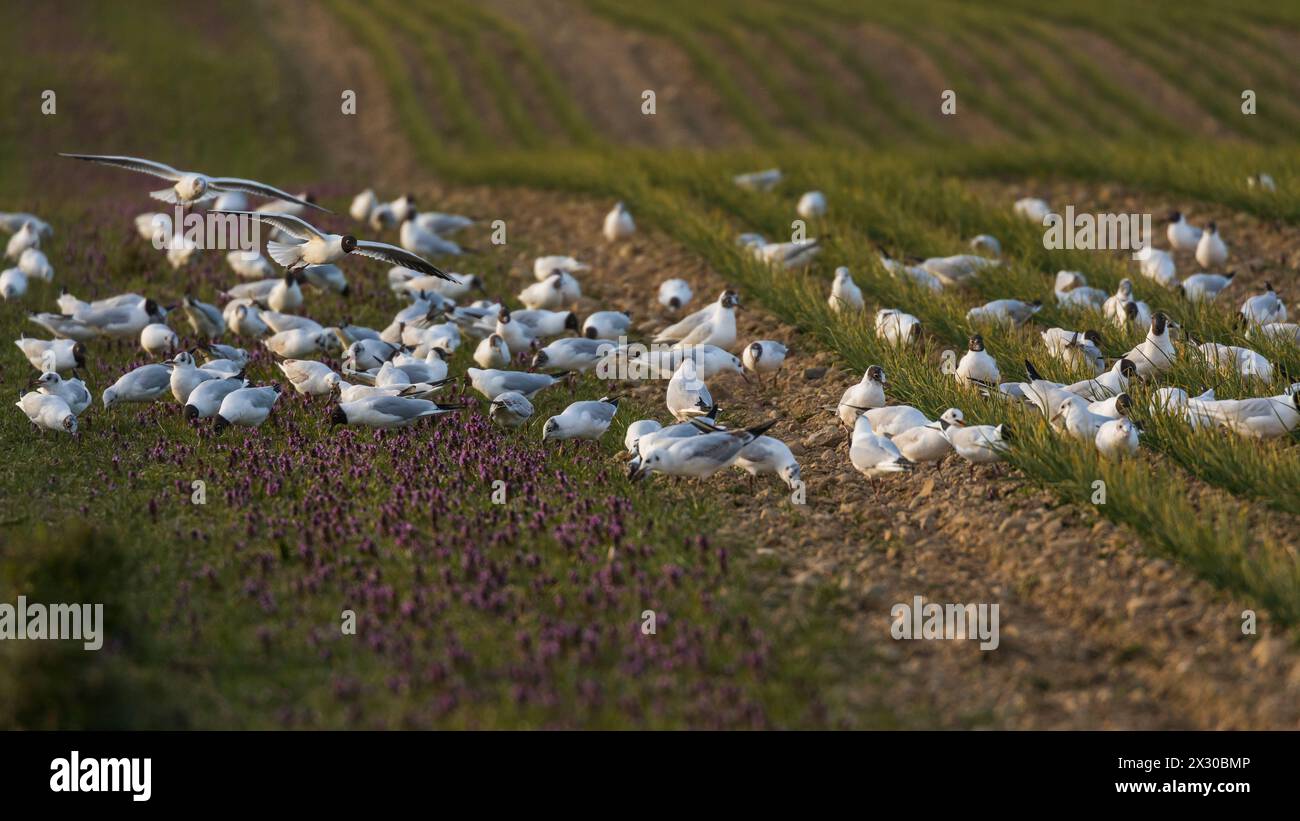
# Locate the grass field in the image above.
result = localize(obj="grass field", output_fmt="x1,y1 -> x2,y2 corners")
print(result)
2,0 -> 1298,729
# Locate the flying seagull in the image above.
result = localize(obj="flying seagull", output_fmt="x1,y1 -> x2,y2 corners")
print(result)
211,211 -> 451,280
58,153 -> 326,211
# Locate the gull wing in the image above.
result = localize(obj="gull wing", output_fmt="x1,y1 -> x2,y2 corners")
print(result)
210,210 -> 324,241
59,153 -> 182,181
208,178 -> 329,212
353,240 -> 451,280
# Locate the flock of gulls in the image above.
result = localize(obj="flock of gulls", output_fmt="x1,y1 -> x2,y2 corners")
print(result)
5,156 -> 1299,496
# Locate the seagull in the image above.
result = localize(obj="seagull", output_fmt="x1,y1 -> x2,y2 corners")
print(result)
350,189 -> 378,222
278,359 -> 340,396
103,363 -> 171,407
506,309 -> 579,340
215,385 -> 281,431
489,391 -> 534,428
542,396 -> 619,441
941,419 -> 1009,464
1123,312 -> 1177,378
797,191 -> 827,219
1051,395 -> 1120,441
1135,246 -> 1177,288
879,252 -> 943,292
582,311 -> 632,340
754,238 -> 822,270
742,340 -> 787,381
4,221 -> 40,260
59,153 -> 326,211
0,213 -> 52,238
733,168 -> 782,191
1053,271 -> 1107,309
142,322 -> 180,358
28,312 -> 99,341
1103,279 -> 1150,327
624,419 -> 663,457
1193,391 -> 1300,438
1199,342 -> 1273,381
518,271 -> 581,310
1195,221 -> 1228,269
862,404 -> 930,437
735,434 -> 801,490
16,337 -> 85,372
666,359 -> 715,421
300,264 -> 349,296
1,267 -> 27,300
30,370 -> 92,416
956,335 -> 1000,387
18,248 -> 53,282
838,365 -> 887,428
658,278 -> 693,312
227,249 -> 276,280
466,368 -> 568,401
532,337 -> 615,372
533,256 -> 589,280
627,416 -> 715,474
1165,211 -> 1202,252
1014,197 -> 1051,222
73,297 -> 167,338
1096,416 -> 1140,459
263,329 -> 333,359
184,374 -> 249,420
632,420 -> 777,480
849,415 -> 912,479
1063,358 -> 1136,401
875,309 -> 921,346
966,299 -> 1042,326
474,334 -> 511,369
344,338 -> 402,371
225,302 -> 269,337
16,391 -> 76,434
969,234 -> 1001,256
399,210 -> 468,258
180,295 -> 225,339
1179,272 -> 1234,303
603,202 -> 635,241
891,410 -> 964,464
212,211 -> 450,280
494,308 -> 539,354
1240,283 -> 1287,327
921,254 -> 998,287
829,267 -> 864,313
330,395 -> 465,429
168,351 -> 220,403
657,290 -> 738,349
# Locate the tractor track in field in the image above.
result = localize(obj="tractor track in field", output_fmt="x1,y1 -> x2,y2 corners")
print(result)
276,3 -> 1300,728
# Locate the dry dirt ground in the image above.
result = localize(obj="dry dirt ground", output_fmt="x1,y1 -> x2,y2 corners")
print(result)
272,1 -> 1300,728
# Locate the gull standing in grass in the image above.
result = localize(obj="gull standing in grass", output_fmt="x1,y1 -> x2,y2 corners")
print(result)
184,374 -> 249,420
838,365 -> 887,428
1135,246 -> 1177,288
140,323 -> 179,357
215,385 -> 281,431
875,309 -> 921,346
582,311 -> 631,340
891,410 -> 964,465
103,363 -> 171,408
518,271 -> 581,310
60,153 -> 326,210
5,221 -> 40,260
474,334 -> 511,369
942,419 -> 1009,465
466,368 -> 568,401
330,395 -> 465,429
1191,391 -> 1300,438
1096,415 -> 1140,459
1123,312 -> 1177,378
16,337 -> 86,372
1,267 -> 28,300
16,391 -> 76,434
489,391 -> 534,428
1240,283 -> 1287,327
955,335 -> 1000,388
534,256 -> 588,280
543,396 -> 619,442
966,299 -> 1042,326
168,351 -> 220,403
278,359 -> 340,396
828,267 -> 864,313
532,337 -> 614,372
1179,271 -> 1234,302
796,191 -> 826,219
30,370 -> 92,416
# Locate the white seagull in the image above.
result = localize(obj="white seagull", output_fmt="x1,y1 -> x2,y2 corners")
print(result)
60,153 -> 326,210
